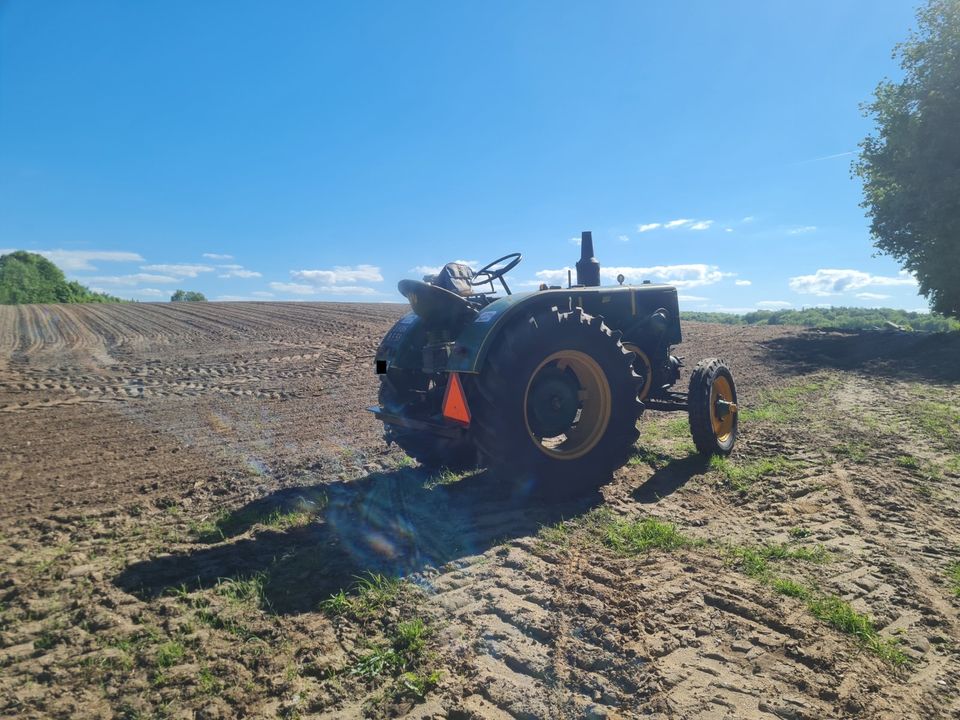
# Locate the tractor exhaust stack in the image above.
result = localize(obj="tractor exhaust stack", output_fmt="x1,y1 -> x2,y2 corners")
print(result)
576,231 -> 601,287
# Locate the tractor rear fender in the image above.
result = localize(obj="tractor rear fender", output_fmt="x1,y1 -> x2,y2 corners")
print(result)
375,312 -> 426,371
446,285 -> 682,375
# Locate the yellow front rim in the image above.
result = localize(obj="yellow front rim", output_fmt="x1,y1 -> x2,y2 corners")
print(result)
523,350 -> 611,460
622,343 -> 653,401
710,376 -> 735,442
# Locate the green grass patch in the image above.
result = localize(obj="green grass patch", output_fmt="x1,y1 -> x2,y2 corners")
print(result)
895,454 -> 921,469
831,441 -> 871,463
808,596 -> 907,665
770,577 -> 812,599
537,520 -> 572,549
155,641 -> 186,668
728,543 -> 829,578
710,455 -> 797,491
788,526 -> 812,539
947,561 -> 960,598
914,401 -> 960,450
320,572 -> 406,618
214,573 -> 269,607
741,379 -> 834,424
422,468 -> 468,489
602,517 -> 694,555
194,492 -> 327,542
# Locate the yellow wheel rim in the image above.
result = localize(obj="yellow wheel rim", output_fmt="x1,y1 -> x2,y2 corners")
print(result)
709,375 -> 736,443
622,343 -> 653,401
523,350 -> 611,460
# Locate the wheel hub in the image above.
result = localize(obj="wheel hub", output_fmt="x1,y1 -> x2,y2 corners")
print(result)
526,365 -> 581,437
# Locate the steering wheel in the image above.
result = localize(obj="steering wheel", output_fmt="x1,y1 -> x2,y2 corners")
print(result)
470,252 -> 522,295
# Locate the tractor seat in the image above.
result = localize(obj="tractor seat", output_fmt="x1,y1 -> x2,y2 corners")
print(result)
398,279 -> 478,326
433,262 -> 476,297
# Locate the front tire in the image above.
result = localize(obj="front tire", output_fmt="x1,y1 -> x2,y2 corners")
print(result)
687,358 -> 738,456
472,308 -> 643,494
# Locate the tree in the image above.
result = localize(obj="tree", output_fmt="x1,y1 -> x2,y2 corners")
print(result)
854,0 -> 960,319
170,289 -> 207,302
0,251 -> 121,304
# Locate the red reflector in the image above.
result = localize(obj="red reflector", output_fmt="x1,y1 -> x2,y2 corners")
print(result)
442,372 -> 471,425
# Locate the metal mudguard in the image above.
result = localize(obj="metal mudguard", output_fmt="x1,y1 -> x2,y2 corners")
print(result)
446,285 -> 682,374
375,312 -> 426,371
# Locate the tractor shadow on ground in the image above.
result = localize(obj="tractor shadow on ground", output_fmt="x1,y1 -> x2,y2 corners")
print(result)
764,329 -> 960,383
632,452 -> 709,504
114,467 -> 606,614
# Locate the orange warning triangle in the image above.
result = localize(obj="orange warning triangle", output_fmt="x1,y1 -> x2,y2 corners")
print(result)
442,372 -> 471,425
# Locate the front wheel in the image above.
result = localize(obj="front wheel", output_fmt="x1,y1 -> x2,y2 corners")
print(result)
687,358 -> 738,456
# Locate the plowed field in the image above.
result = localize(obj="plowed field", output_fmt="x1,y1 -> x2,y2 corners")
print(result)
1,301 -> 959,719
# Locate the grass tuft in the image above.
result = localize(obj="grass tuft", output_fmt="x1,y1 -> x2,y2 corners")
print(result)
807,596 -> 907,665
947,561 -> 960,598
710,455 -> 797,492
603,517 -> 693,555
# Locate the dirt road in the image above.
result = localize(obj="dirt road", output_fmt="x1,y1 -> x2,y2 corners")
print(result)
1,302 -> 958,719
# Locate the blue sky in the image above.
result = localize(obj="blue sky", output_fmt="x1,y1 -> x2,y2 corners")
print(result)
0,1 -> 930,311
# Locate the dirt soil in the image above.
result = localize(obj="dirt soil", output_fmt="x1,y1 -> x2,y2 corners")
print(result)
1,301 -> 959,719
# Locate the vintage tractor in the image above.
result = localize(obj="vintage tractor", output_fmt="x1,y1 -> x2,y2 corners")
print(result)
370,232 -> 738,490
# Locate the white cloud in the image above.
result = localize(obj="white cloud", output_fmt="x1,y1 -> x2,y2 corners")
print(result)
724,228 -> 733,233
217,264 -> 262,279
665,218 -> 694,229
411,260 -> 479,276
202,253 -> 233,260
141,263 -> 215,277
787,226 -> 817,235
757,300 -> 792,309
789,268 -> 917,296
638,219 -> 713,232
86,273 -> 179,286
534,263 -> 729,289
216,295 -> 256,301
734,279 -> 752,286
856,292 -> 891,300
134,288 -> 165,298
269,282 -> 378,296
252,291 -> 275,298
678,294 -> 709,302
741,216 -> 755,223
637,223 -> 661,233
290,264 -> 383,284
617,235 -> 629,243
0,249 -> 144,271
690,220 -> 714,231
568,237 -> 581,246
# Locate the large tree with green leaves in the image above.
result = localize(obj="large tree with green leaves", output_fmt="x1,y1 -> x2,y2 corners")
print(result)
170,289 -> 207,302
0,251 -> 121,304
854,0 -> 960,319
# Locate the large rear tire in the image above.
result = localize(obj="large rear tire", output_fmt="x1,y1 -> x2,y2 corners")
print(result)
378,370 -> 478,471
688,358 -> 738,456
471,308 -> 643,495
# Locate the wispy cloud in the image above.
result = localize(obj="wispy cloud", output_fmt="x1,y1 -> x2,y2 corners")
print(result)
855,292 -> 891,300
141,263 -> 215,277
568,237 -> 581,246
787,225 -> 817,235
757,300 -> 792,309
269,282 -> 379,296
789,269 -> 916,296
678,294 -> 709,302
252,291 -> 275,298
202,253 -> 233,260
411,261 -> 478,276
86,273 -> 179,286
617,234 -> 629,242
734,279 -> 752,286
290,264 -> 382,284
0,249 -> 144,271
741,216 -> 755,223
534,263 -> 729,289
217,264 -> 262,279
637,218 -> 714,232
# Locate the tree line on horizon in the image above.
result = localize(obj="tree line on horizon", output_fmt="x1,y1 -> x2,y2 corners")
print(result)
0,251 -> 209,304
682,307 -> 960,332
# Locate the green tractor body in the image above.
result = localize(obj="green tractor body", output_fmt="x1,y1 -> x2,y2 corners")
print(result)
371,232 -> 737,490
